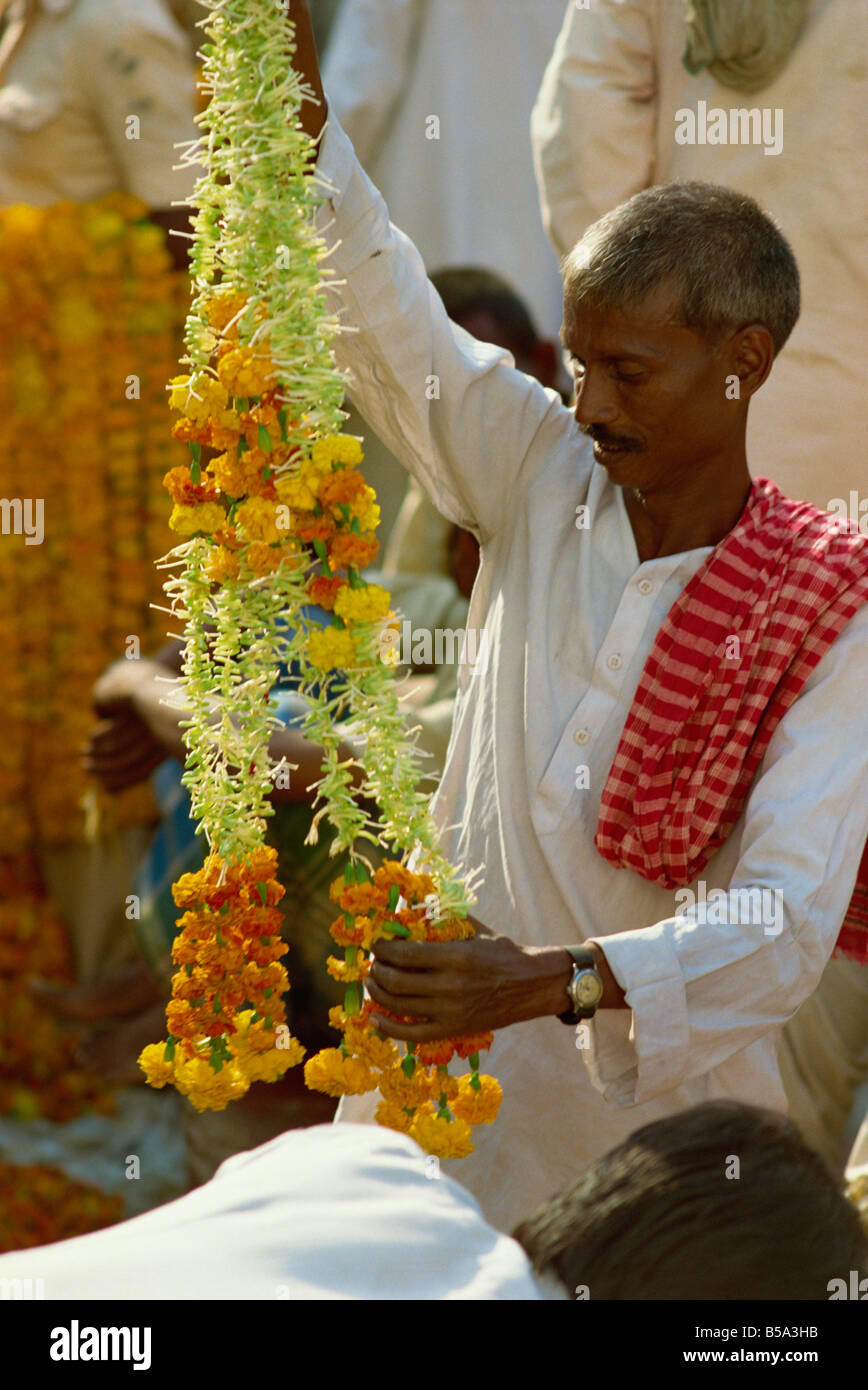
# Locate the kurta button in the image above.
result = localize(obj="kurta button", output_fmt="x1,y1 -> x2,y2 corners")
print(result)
573,728 -> 589,745
606,653 -> 622,670
637,578 -> 653,594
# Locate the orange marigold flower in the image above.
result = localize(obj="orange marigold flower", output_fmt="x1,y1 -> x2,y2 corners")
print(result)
329,914 -> 374,949
328,531 -> 380,570
245,540 -> 283,577
214,524 -> 240,550
165,999 -> 197,1039
163,466 -> 220,506
415,1040 -> 456,1067
453,1032 -> 494,1059
319,468 -> 368,508
331,881 -> 387,915
294,513 -> 336,544
171,416 -> 211,446
305,575 -> 347,610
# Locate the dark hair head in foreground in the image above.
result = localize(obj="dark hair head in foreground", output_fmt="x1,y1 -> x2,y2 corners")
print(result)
562,181 -> 800,356
514,1101 -> 868,1300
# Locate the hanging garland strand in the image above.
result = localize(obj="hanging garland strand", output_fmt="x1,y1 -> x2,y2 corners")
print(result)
139,0 -> 502,1156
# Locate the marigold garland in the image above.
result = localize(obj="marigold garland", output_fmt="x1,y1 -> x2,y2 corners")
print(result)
0,194 -> 187,1126
142,0 -> 500,1150
0,1162 -> 124,1254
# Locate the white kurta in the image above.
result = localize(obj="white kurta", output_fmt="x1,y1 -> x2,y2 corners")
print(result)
0,1124 -> 553,1300
316,113 -> 868,1232
322,0 -> 567,342
529,0 -> 868,511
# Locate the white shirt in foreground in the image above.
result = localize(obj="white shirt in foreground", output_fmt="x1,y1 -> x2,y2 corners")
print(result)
314,112 -> 868,1232
0,1125 -> 554,1300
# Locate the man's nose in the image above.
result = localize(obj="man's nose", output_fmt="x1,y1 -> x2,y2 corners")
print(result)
572,370 -> 618,428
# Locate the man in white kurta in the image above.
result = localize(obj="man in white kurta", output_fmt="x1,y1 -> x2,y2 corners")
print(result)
529,0 -> 868,1176
312,110 -> 868,1232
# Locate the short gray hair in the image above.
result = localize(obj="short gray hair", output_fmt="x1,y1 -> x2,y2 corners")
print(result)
562,181 -> 800,355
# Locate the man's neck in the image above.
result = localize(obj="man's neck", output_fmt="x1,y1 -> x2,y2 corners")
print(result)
623,466 -> 753,563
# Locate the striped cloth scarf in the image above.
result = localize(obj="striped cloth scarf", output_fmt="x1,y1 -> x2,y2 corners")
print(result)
595,476 -> 868,962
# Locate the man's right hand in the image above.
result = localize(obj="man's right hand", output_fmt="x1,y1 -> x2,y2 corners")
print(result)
286,0 -> 328,143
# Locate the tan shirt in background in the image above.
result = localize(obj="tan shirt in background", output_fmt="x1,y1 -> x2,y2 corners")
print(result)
531,0 -> 868,512
0,0 -> 199,207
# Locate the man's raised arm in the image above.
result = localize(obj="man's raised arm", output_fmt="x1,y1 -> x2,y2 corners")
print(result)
281,5 -> 578,547
285,0 -> 327,143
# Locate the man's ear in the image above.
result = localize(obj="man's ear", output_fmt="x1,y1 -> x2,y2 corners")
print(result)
727,323 -> 776,399
530,339 -> 559,390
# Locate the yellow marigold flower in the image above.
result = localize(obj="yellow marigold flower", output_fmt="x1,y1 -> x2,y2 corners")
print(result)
312,435 -> 364,468
333,584 -> 392,625
169,502 -> 227,536
307,627 -> 358,671
378,1064 -> 432,1110
450,1073 -> 502,1125
325,953 -> 370,983
137,1043 -> 175,1088
344,1019 -> 400,1071
216,344 -> 277,398
245,541 -> 283,577
167,373 -> 229,423
375,1100 -> 414,1135
241,1043 -> 304,1083
206,546 -> 240,585
173,1056 -> 250,1112
274,473 -> 317,511
206,289 -> 249,336
409,1105 -> 474,1159
304,1048 -> 379,1097
235,496 -> 281,543
190,376 -> 230,424
351,489 -> 381,533
207,452 -> 251,497
425,1068 -> 460,1104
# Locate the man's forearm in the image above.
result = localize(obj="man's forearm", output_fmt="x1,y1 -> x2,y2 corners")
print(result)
286,0 -> 328,142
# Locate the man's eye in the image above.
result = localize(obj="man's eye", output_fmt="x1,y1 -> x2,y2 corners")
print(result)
615,369 -> 644,384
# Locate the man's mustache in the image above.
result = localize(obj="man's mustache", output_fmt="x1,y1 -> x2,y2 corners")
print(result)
580,424 -> 646,453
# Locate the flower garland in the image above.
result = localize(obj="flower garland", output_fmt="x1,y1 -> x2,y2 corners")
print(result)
0,195 -> 188,1123
141,0 -> 500,1155
0,1162 -> 124,1254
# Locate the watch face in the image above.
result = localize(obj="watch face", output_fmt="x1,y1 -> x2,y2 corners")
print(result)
574,969 -> 603,1008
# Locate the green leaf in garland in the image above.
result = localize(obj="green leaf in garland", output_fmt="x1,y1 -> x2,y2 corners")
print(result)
255,881 -> 269,906
258,423 -> 272,453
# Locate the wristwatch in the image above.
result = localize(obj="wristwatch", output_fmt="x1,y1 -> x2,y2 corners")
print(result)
558,945 -> 604,1025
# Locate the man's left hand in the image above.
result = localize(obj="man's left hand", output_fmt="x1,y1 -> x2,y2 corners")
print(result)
368,923 -> 573,1042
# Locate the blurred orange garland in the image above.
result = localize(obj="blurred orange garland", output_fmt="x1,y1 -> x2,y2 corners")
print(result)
0,1161 -> 123,1253
0,194 -> 188,1123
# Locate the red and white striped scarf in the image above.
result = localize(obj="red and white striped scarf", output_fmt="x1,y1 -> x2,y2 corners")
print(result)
595,476 -> 868,963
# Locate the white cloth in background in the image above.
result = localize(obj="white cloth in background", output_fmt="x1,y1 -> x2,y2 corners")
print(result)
315,112 -> 868,1232
0,1124 -> 557,1300
0,0 -> 199,206
323,0 -> 566,342
529,0 -> 868,511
